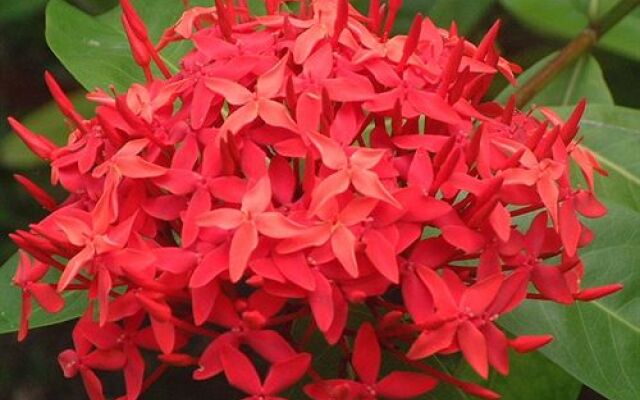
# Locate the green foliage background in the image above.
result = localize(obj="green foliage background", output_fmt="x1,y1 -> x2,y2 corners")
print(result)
1,1 -> 639,399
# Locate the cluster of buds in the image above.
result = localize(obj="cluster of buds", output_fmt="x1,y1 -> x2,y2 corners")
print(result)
8,0 -> 622,399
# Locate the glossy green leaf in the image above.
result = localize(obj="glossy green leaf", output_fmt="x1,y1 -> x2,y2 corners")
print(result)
0,253 -> 87,335
497,53 -> 613,107
45,0 -> 210,92
501,105 -> 640,400
500,0 -> 640,62
0,92 -> 93,168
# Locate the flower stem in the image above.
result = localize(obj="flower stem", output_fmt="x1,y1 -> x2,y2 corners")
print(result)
384,345 -> 500,399
514,0 -> 640,108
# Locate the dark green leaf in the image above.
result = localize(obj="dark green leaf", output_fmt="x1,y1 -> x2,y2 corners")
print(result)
0,92 -> 93,168
500,0 -> 640,62
501,105 -> 640,400
428,0 -> 496,35
497,53 -> 613,107
0,0 -> 46,24
428,351 -> 582,400
0,253 -> 87,335
394,1 -> 436,34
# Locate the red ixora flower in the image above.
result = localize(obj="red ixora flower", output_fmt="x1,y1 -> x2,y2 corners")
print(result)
7,0 -> 622,399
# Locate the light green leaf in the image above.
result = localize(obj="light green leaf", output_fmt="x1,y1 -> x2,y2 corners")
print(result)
0,253 -> 88,335
497,53 -> 613,107
0,92 -> 93,168
500,0 -> 640,62
45,0 -> 210,92
501,105 -> 640,400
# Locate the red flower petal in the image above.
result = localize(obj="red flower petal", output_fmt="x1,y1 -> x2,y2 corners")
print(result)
309,170 -> 351,214
205,77 -> 253,105
509,335 -> 554,353
458,320 -> 489,379
363,229 -> 399,283
273,252 -> 316,291
263,353 -> 312,395
197,208 -> 244,229
229,222 -> 259,282
220,346 -> 262,395
309,270 -> 334,332
406,322 -> 457,360
352,323 -> 380,385
375,371 -> 438,398
29,283 -> 64,313
351,168 -> 400,208
331,225 -> 359,278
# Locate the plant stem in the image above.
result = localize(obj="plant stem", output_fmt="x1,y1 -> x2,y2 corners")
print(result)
514,0 -> 640,108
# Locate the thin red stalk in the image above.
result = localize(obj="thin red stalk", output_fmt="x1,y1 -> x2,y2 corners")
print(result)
265,307 -> 310,327
170,317 -> 220,338
141,363 -> 170,394
385,345 -> 500,399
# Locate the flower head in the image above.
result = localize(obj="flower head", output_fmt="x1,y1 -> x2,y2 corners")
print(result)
8,0 -> 619,398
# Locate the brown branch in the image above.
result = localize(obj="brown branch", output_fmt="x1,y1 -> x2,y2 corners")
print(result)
514,0 -> 640,108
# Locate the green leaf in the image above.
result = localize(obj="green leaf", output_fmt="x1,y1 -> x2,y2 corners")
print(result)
501,105 -> 640,400
0,253 -> 87,335
247,0 -> 267,15
428,351 -> 582,400
45,0 -> 210,92
0,92 -> 93,168
428,0 -> 496,35
497,53 -> 613,107
0,0 -> 46,24
500,0 -> 640,62
394,1 -> 435,34
384,0 -> 497,35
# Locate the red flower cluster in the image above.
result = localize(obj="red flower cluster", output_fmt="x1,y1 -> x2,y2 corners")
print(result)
9,0 -> 622,399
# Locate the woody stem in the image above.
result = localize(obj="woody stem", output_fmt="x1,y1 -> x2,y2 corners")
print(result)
514,0 -> 640,108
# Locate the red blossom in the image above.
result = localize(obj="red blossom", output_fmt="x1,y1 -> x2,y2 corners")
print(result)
6,0 -> 619,398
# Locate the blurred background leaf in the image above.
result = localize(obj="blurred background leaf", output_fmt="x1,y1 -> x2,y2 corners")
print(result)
0,92 -> 92,168
0,1 -> 48,24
